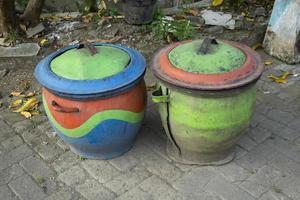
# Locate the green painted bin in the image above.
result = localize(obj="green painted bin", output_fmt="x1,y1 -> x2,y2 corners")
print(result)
151,38 -> 263,165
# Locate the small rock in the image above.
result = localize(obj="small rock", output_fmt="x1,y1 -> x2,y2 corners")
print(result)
186,16 -> 205,26
201,10 -> 235,30
206,26 -> 224,34
0,69 -> 8,77
254,7 -> 266,17
26,23 -> 45,38
0,43 -> 40,57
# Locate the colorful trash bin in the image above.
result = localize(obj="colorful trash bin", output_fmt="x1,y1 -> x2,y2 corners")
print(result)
152,38 -> 263,165
35,43 -> 147,159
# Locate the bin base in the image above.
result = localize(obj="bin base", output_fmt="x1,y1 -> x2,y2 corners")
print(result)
69,143 -> 134,160
166,140 -> 235,166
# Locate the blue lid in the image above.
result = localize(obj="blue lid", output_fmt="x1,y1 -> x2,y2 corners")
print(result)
34,43 -> 146,98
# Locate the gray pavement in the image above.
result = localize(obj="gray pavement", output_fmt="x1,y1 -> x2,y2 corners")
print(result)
0,52 -> 300,200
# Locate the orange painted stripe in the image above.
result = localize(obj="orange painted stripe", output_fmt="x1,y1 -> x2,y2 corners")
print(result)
43,81 -> 146,129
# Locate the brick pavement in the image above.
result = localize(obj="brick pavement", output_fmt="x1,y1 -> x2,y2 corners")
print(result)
0,56 -> 300,200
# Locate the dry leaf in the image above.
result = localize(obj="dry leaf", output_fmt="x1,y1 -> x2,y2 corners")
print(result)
25,92 -> 35,98
264,60 -> 273,65
268,72 -> 292,84
184,8 -> 199,16
63,15 -> 73,20
252,43 -> 262,50
9,99 -> 23,109
31,111 -> 40,116
20,111 -> 32,118
10,91 -> 22,97
20,24 -> 27,32
212,0 -> 224,6
14,98 -> 38,113
39,39 -> 49,46
82,14 -> 93,23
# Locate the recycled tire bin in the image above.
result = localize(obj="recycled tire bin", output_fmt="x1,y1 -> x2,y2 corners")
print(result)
35,43 -> 147,159
151,38 -> 263,165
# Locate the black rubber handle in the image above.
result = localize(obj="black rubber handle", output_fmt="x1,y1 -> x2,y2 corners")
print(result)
198,38 -> 218,55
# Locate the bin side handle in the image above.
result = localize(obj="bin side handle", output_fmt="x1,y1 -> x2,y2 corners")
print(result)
151,88 -> 169,103
51,100 -> 79,113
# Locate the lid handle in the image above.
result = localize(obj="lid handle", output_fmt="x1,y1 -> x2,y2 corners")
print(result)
198,38 -> 218,55
77,42 -> 98,56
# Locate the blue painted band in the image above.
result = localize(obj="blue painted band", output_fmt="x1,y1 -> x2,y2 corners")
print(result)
51,119 -> 142,159
34,43 -> 146,96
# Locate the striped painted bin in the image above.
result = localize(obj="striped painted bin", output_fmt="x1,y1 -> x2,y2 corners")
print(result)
34,43 -> 147,159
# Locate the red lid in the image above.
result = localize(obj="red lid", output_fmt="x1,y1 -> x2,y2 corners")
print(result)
152,39 -> 263,90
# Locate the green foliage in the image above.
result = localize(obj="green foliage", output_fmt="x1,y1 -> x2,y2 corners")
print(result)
144,8 -> 195,42
6,30 -> 18,45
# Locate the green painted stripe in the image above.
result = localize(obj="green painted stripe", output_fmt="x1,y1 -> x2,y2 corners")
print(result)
43,96 -> 144,138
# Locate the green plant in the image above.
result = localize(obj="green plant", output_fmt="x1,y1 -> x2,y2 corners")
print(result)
6,30 -> 18,45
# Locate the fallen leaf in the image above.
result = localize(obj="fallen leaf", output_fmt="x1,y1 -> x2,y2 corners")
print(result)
20,111 -> 32,118
63,15 -> 73,20
184,8 -> 199,16
212,0 -> 223,6
25,92 -> 35,98
268,72 -> 292,84
14,98 -> 38,113
82,14 -> 93,23
39,39 -> 49,46
20,24 -> 27,32
252,43 -> 262,50
10,91 -> 22,97
264,60 -> 273,65
9,99 -> 23,109
31,111 -> 40,116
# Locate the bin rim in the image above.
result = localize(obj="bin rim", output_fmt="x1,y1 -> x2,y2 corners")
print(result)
34,43 -> 146,96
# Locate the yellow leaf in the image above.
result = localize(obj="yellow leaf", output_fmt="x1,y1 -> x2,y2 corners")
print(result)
63,15 -> 72,20
264,60 -> 273,65
280,71 -> 292,80
184,8 -> 199,16
212,0 -> 223,6
10,91 -> 22,97
13,98 -> 38,113
20,111 -> 32,118
9,99 -> 23,109
268,73 -> 291,84
252,43 -> 262,50
31,111 -> 40,116
25,92 -> 35,98
39,39 -> 49,47
82,14 -> 93,23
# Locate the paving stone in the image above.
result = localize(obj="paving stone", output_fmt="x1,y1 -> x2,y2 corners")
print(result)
173,167 -> 217,196
58,165 -> 86,186
81,160 -> 120,183
240,165 -> 284,198
269,153 -> 300,177
255,103 -> 272,115
45,188 -> 78,200
0,120 -> 14,142
109,153 -> 139,171
274,126 -> 299,141
264,136 -> 300,162
56,139 -> 70,151
20,155 -> 55,178
213,162 -> 251,183
247,126 -> 272,143
277,175 -> 300,200
288,117 -> 300,131
182,192 -> 223,200
117,176 -> 183,200
0,164 -> 24,186
9,174 -> 47,200
37,122 -> 56,138
75,179 -> 116,200
236,143 -> 278,172
0,185 -> 18,200
12,120 -> 34,134
237,134 -> 257,151
260,118 -> 286,134
1,135 -> 23,151
259,190 -> 292,200
0,110 -> 25,125
105,166 -> 151,195
205,176 -> 256,200
52,151 -> 79,173
0,144 -> 33,170
266,109 -> 295,125
34,141 -> 63,161
234,145 -> 248,159
31,115 -> 48,125
22,129 -> 48,147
